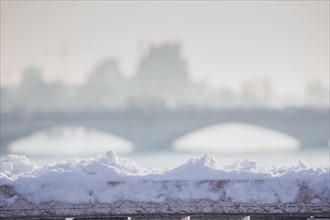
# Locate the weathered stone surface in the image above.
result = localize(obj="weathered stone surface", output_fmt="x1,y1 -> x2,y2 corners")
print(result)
1,180 -> 329,219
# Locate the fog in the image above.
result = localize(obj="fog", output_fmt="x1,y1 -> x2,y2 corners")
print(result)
0,1 -> 329,167
1,42 -> 328,111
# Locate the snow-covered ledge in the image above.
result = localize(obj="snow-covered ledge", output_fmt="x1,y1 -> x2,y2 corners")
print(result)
1,152 -> 329,219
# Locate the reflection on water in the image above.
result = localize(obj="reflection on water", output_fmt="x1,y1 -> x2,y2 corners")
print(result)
8,126 -> 134,156
173,123 -> 300,153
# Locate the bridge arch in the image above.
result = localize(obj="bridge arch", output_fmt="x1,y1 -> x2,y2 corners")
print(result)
6,125 -> 134,156
171,122 -> 300,153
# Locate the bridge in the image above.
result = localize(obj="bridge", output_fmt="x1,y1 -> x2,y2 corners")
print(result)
1,108 -> 329,153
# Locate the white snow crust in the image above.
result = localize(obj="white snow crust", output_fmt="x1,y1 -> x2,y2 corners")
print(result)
0,151 -> 329,205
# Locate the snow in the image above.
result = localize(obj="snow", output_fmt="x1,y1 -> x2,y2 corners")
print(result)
0,151 -> 329,205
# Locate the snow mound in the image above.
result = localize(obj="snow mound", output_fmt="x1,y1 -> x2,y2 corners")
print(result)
0,155 -> 38,178
162,154 -> 221,180
0,151 -> 329,205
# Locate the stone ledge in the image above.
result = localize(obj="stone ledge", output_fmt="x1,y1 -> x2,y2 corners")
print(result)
1,180 -> 329,219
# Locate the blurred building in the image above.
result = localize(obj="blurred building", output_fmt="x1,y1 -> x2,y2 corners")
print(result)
128,43 -> 206,109
2,43 -> 325,112
240,79 -> 272,107
83,59 -> 127,109
306,81 -> 329,108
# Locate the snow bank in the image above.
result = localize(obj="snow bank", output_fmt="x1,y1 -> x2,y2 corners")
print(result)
0,151 -> 329,205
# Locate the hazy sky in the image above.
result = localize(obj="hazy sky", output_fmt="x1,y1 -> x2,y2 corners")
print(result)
1,0 -> 329,99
